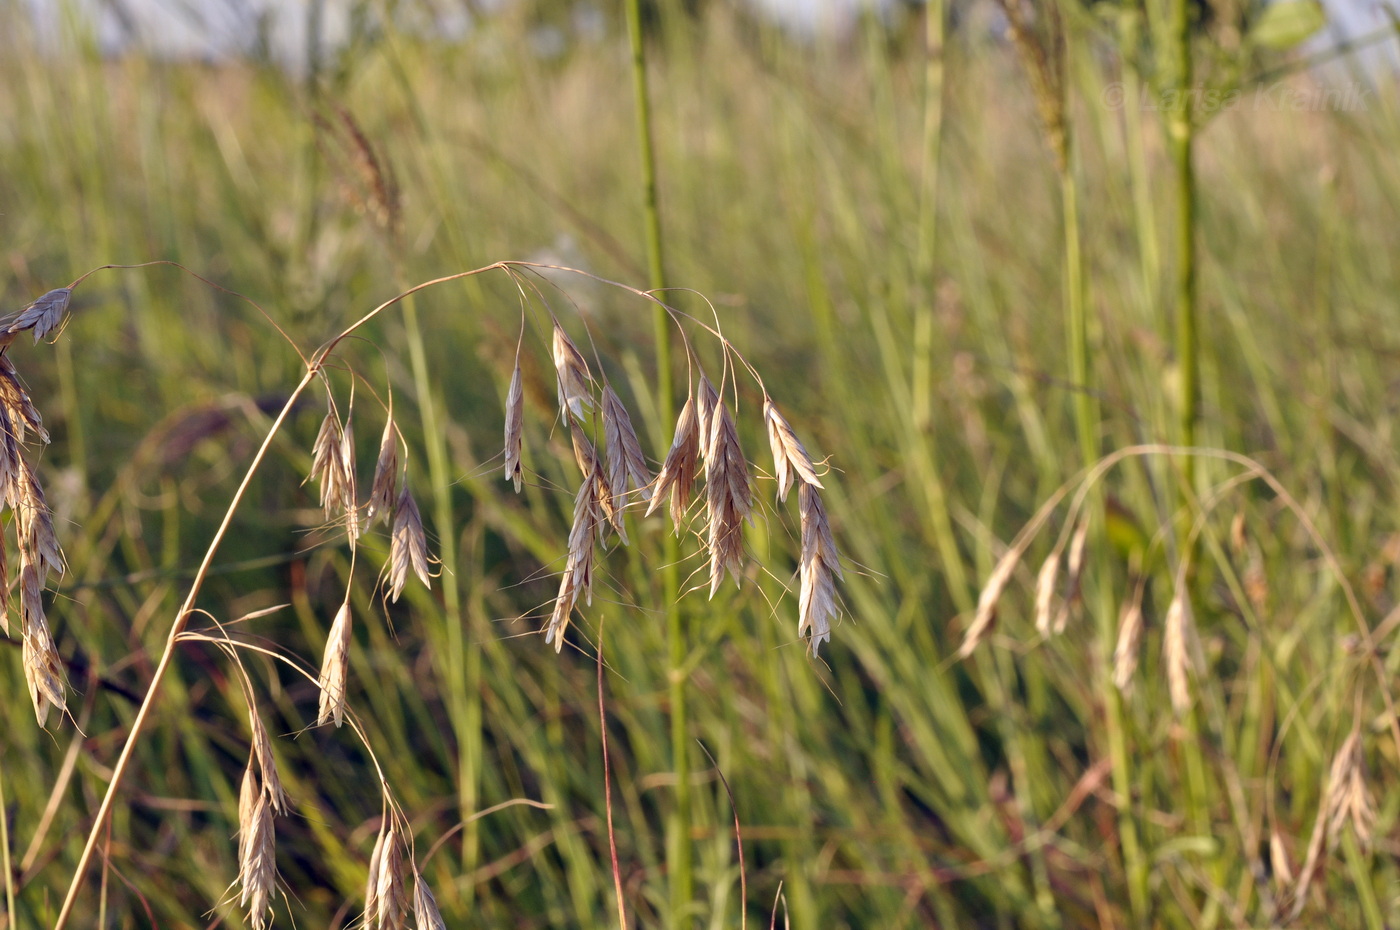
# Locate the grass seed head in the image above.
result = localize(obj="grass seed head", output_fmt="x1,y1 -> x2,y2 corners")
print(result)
551,321 -> 593,421
1112,594 -> 1144,694
375,823 -> 409,930
960,547 -> 1020,659
1033,552 -> 1060,637
647,396 -> 700,534
1325,729 -> 1375,850
1163,589 -> 1194,717
317,600 -> 354,728
704,398 -> 752,596
546,470 -> 600,651
4,287 -> 71,345
602,384 -> 652,509
696,374 -> 720,463
412,869 -> 447,930
504,361 -> 524,492
763,397 -> 821,502
237,792 -> 276,929
389,483 -> 430,602
19,558 -> 64,725
249,702 -> 289,814
798,482 -> 841,655
368,420 -> 398,525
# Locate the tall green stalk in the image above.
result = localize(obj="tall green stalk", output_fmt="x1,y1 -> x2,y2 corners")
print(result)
621,0 -> 688,923
1169,0 -> 1198,485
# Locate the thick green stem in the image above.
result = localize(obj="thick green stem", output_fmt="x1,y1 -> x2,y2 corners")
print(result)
621,0 -> 688,922
1169,0 -> 1197,485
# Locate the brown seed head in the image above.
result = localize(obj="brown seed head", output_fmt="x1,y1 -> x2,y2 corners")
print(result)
368,420 -> 398,525
763,397 -> 821,502
318,600 -> 354,728
389,483 -> 431,602
504,361 -> 525,492
552,321 -> 593,421
798,482 -> 841,654
704,398 -> 752,595
646,396 -> 700,534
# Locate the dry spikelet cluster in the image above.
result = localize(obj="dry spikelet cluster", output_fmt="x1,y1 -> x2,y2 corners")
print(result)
1162,587 -> 1195,717
234,680 -> 290,930
362,816 -> 444,930
509,318 -> 840,654
1323,728 -> 1375,850
0,287 -> 73,726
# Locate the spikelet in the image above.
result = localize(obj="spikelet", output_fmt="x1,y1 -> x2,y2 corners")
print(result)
1112,592 -> 1144,694
602,385 -> 652,509
0,524 -> 9,637
504,360 -> 524,492
798,483 -> 841,654
238,792 -> 276,930
552,321 -> 593,421
1033,552 -> 1060,637
15,462 -> 62,578
318,600 -> 353,727
340,420 -> 361,542
696,374 -> 720,463
646,396 -> 700,534
1269,826 -> 1294,893
546,471 -> 599,651
412,869 -> 447,930
19,558 -> 64,726
1052,516 -> 1089,633
237,757 -> 258,865
365,825 -> 387,927
248,702 -> 289,814
389,483 -> 430,602
1324,728 -> 1375,850
571,429 -> 600,477
309,410 -> 343,508
0,356 -> 47,444
959,547 -> 1020,659
704,398 -> 752,595
375,823 -> 409,930
1163,589 -> 1194,717
368,420 -> 398,525
4,287 -> 71,344
763,397 -> 821,502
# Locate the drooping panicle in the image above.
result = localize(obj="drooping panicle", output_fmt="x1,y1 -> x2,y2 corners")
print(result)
763,397 -> 821,502
552,320 -> 594,421
504,359 -> 524,492
646,396 -> 700,534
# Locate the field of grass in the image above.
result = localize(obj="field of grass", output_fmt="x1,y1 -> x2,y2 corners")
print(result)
4,1 -> 1400,927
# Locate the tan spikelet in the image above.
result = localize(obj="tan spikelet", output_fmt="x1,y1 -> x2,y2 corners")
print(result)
375,823 -> 409,930
1033,553 -> 1060,637
389,484 -> 430,602
0,356 -> 48,444
20,558 -> 64,726
248,703 -> 289,814
1324,728 -> 1375,850
552,320 -> 593,421
340,420 -> 361,542
696,374 -> 720,463
15,463 -> 63,578
412,868 -> 447,930
798,483 -> 841,654
365,825 -> 386,927
1052,516 -> 1089,633
309,410 -> 342,506
504,360 -> 524,492
1163,589 -> 1194,717
1269,826 -> 1294,893
238,792 -> 276,929
571,429 -> 599,477
546,471 -> 599,651
602,385 -> 652,508
318,599 -> 353,727
764,397 -> 821,502
1112,590 -> 1144,694
960,548 -> 1020,659
368,420 -> 398,525
704,399 -> 752,595
647,396 -> 700,533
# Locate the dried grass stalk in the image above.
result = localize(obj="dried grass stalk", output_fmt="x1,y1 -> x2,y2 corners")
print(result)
647,396 -> 700,534
704,398 -> 752,595
237,792 -> 276,930
1163,589 -> 1194,717
389,484 -> 430,602
960,548 -> 1020,659
764,397 -> 821,502
546,471 -> 599,651
317,600 -> 353,727
504,360 -> 524,492
368,421 -> 398,525
1033,552 -> 1060,637
602,385 -> 652,509
798,483 -> 841,654
412,869 -> 447,930
552,321 -> 593,421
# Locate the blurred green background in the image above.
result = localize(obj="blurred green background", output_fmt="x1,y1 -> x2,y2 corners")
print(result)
4,0 -> 1400,927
